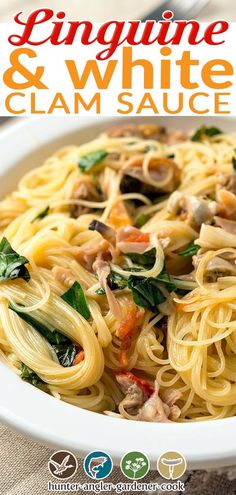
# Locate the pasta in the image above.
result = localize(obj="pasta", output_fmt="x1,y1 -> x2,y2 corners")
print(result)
1,121 -> 236,422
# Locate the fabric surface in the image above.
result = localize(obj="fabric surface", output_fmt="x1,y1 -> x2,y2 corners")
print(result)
1,1 -> 236,494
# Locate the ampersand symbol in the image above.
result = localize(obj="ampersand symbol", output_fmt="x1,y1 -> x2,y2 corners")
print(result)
3,48 -> 48,89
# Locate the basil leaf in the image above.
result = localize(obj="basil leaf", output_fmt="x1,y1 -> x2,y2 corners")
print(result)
61,281 -> 91,320
108,271 -> 128,290
52,343 -> 76,367
128,276 -> 166,311
126,248 -> 156,268
155,270 -> 177,292
127,268 -> 176,311
96,270 -> 128,294
78,150 -> 108,173
135,214 -> 149,228
96,268 -> 143,294
11,305 -> 76,367
9,303 -> 68,345
0,237 -> 30,282
179,242 -> 200,257
21,363 -> 45,389
191,126 -> 222,142
96,266 -> 176,309
31,206 -> 49,223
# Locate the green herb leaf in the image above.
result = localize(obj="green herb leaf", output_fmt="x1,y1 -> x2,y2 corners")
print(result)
11,305 -> 76,367
31,206 -> 49,223
61,281 -> 91,320
127,276 -> 166,311
96,287 -> 106,295
155,270 -> 177,292
21,363 -> 45,389
232,155 -> 236,171
127,268 -> 176,311
9,303 -> 68,345
96,267 -> 176,308
96,270 -> 128,295
135,214 -> 149,228
126,248 -> 156,268
191,126 -> 222,142
179,242 -> 200,257
52,343 -> 76,367
78,150 -> 108,173
108,271 -> 128,290
0,237 -> 30,282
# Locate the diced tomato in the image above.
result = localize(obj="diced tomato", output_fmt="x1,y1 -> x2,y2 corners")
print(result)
117,305 -> 143,340
115,370 -> 154,396
116,305 -> 144,367
124,232 -> 150,243
73,350 -> 85,366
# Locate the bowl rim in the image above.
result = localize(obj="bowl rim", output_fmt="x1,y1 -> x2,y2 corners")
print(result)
0,115 -> 236,470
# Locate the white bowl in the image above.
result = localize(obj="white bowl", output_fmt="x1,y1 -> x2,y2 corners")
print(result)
0,115 -> 236,471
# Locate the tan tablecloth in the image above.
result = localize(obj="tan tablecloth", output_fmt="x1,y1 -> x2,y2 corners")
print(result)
1,1 -> 236,494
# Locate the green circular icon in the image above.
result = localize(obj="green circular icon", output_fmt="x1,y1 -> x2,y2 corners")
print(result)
120,451 -> 150,480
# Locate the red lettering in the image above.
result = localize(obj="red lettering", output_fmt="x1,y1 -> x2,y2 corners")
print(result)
204,21 -> 229,45
8,9 -> 229,60
9,9 -> 54,45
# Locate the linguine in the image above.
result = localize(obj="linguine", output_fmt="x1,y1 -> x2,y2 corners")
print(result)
0,122 -> 236,422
